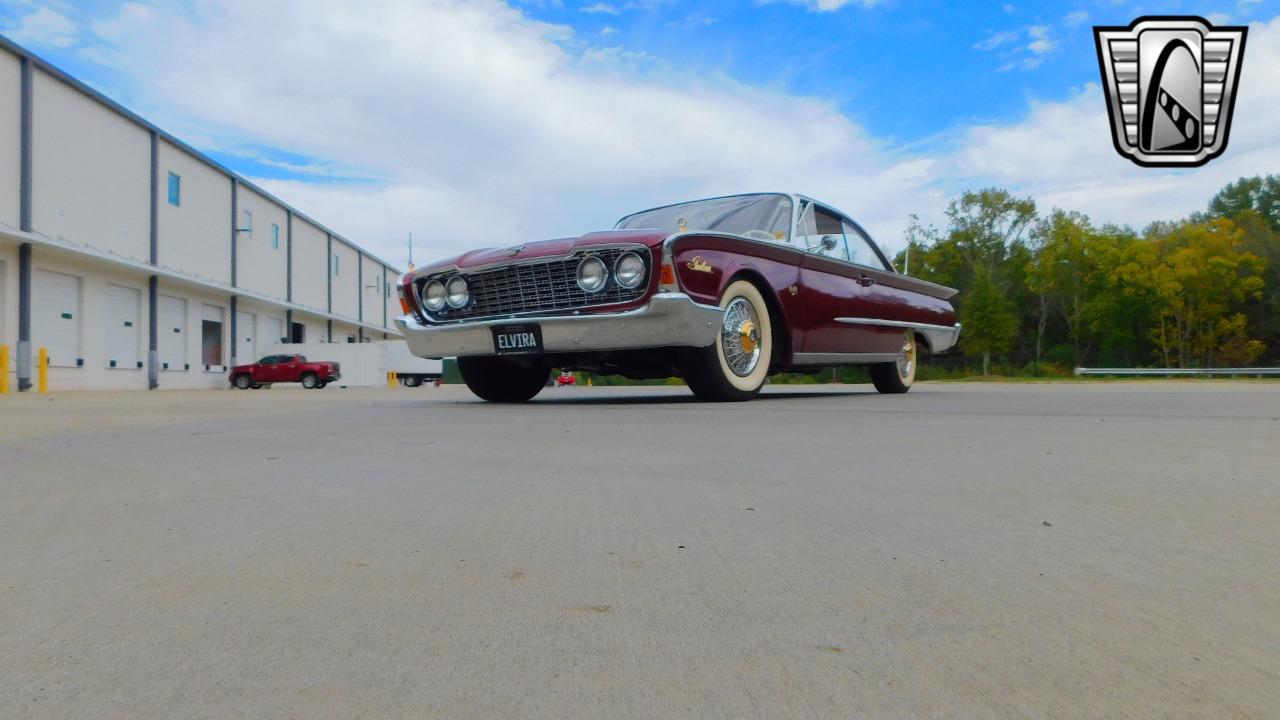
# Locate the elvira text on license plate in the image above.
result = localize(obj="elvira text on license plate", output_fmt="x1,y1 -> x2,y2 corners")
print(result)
492,324 -> 543,354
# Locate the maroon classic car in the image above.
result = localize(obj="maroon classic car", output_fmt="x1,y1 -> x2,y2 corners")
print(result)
396,193 -> 959,402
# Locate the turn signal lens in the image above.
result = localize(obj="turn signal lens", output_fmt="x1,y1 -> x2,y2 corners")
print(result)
660,264 -> 676,286
399,297 -> 412,314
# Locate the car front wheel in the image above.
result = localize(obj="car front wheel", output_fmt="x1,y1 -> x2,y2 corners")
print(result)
681,279 -> 773,402
458,356 -> 550,403
870,332 -> 916,394
301,372 -> 319,389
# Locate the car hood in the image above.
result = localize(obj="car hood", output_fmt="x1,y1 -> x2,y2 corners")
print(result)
414,229 -> 669,276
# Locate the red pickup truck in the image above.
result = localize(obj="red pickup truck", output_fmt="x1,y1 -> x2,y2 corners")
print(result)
230,354 -> 340,390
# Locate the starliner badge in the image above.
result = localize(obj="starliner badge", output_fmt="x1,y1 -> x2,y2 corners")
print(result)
687,256 -> 713,273
1094,16 -> 1247,167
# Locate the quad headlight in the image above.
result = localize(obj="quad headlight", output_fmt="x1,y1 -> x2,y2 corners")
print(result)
613,252 -> 646,289
577,256 -> 609,293
422,280 -> 447,312
445,276 -> 470,308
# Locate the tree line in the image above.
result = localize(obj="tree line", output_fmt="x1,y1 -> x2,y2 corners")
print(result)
897,175 -> 1279,374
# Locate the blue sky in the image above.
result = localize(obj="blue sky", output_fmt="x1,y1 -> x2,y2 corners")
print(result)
1,0 -> 1277,267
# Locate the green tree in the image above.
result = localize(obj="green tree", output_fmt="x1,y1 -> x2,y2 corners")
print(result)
960,269 -> 1019,374
1120,219 -> 1266,367
1202,175 -> 1280,231
1027,210 -> 1130,367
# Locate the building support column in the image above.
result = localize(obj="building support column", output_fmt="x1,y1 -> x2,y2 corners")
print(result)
327,318 -> 333,344
382,266 -> 388,329
285,309 -> 293,343
17,57 -> 33,392
326,233 -> 333,314
147,276 -> 158,389
17,245 -> 31,391
230,178 -> 238,289
286,210 -> 293,302
148,131 -> 159,389
357,250 -> 363,326
229,295 -> 238,369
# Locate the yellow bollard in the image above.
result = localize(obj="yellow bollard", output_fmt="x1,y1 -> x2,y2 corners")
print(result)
0,343 -> 9,394
387,371 -> 397,388
38,346 -> 48,394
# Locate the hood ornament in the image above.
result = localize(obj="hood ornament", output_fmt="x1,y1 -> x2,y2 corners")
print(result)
503,244 -> 526,257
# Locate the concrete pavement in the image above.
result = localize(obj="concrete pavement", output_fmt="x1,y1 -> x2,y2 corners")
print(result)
2,382 -> 1278,718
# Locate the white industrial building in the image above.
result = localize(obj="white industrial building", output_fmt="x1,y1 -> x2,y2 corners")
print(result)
0,35 -> 404,391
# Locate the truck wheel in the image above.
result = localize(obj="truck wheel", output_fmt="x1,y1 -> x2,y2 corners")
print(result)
301,372 -> 319,389
458,357 -> 550,403
869,332 -> 916,394
403,375 -> 423,388
234,373 -> 253,390
680,280 -> 773,402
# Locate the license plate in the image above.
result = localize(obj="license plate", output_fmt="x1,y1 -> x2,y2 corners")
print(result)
491,324 -> 544,355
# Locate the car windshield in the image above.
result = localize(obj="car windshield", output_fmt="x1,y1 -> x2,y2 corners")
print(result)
615,194 -> 793,242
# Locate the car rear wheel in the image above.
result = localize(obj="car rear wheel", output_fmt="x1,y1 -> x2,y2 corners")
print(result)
233,373 -> 253,390
301,372 -> 319,389
681,279 -> 773,402
870,332 -> 916,394
403,375 -> 423,388
458,356 -> 550,403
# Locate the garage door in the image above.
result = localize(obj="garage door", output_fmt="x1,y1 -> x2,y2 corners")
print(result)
158,295 -> 187,371
33,269 -> 81,367
235,311 -> 256,363
104,284 -> 141,369
263,316 -> 286,346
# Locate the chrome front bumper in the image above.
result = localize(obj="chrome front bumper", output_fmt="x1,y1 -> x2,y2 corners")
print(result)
393,292 -> 724,359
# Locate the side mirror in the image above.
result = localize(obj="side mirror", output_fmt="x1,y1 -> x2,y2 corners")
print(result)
819,235 -> 838,251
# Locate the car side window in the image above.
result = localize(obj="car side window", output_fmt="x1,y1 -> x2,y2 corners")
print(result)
796,203 -> 850,261
842,220 -> 890,271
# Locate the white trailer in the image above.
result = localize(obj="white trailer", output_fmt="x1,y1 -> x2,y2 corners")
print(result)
385,341 -> 443,387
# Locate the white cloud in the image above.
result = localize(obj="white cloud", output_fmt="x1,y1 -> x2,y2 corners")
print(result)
579,2 -> 620,14
4,6 -> 79,48
974,29 -> 1020,51
760,0 -> 881,13
60,1 -> 1280,267
1026,25 -> 1055,54
1062,10 -> 1088,27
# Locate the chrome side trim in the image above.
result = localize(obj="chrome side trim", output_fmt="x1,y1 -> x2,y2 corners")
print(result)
394,292 -> 723,359
790,352 -> 901,365
835,317 -> 962,353
835,317 -> 957,332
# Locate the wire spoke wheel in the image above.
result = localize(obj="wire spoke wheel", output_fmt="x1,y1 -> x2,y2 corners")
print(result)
896,333 -> 916,382
871,331 -> 916,394
681,280 -> 774,402
720,297 -> 762,377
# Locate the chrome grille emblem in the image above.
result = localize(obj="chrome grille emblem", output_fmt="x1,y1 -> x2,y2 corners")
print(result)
1094,16 -> 1246,167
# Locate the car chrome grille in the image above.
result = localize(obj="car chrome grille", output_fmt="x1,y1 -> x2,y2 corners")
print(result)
419,246 -> 649,323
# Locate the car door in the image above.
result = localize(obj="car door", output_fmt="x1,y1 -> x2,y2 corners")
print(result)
795,202 -> 903,356
254,356 -> 278,382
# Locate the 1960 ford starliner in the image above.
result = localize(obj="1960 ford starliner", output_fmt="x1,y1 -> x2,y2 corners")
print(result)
395,193 -> 959,402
